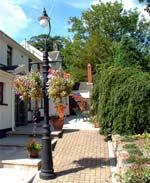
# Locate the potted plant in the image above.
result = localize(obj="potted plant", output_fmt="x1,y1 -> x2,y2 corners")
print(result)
47,69 -> 73,130
26,139 -> 41,158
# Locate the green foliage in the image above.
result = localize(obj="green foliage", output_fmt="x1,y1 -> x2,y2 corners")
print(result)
123,143 -> 144,164
117,134 -> 150,183
133,133 -> 150,139
123,143 -> 137,150
139,0 -> 150,2
26,139 -> 41,152
28,34 -> 64,52
111,35 -> 150,70
118,166 -> 150,183
61,37 -> 87,82
123,133 -> 150,141
93,65 -> 150,135
127,167 -> 150,183
122,134 -> 150,164
62,2 -> 150,82
139,0 -> 150,5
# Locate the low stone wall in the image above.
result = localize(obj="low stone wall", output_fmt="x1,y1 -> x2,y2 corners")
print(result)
111,135 -> 131,182
110,134 -> 150,183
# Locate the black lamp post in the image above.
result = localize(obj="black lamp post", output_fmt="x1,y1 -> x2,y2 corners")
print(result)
38,8 -> 56,180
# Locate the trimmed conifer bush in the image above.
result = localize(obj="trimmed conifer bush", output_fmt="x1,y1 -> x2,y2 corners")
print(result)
93,64 -> 150,135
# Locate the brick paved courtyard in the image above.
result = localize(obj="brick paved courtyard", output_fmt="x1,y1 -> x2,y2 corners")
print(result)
34,129 -> 111,183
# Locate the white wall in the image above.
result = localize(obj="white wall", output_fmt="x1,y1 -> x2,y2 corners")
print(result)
0,36 -> 41,129
0,40 -> 7,65
12,49 -> 29,73
0,38 -> 40,72
0,35 -> 67,128
0,71 -> 14,130
0,39 -> 28,72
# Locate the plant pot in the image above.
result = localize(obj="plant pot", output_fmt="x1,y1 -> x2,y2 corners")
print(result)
28,151 -> 39,158
50,117 -> 64,131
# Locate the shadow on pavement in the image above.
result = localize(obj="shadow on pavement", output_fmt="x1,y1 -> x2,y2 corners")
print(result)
56,157 -> 116,177
63,129 -> 80,134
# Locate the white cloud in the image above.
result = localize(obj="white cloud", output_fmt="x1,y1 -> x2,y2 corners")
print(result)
30,4 -> 40,10
11,0 -> 41,7
0,0 -> 30,38
91,0 -> 150,19
65,1 -> 90,9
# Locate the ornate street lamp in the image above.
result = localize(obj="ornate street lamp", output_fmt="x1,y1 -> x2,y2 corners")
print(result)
38,8 -> 56,180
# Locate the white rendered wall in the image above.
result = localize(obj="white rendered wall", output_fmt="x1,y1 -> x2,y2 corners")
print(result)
0,72 -> 14,130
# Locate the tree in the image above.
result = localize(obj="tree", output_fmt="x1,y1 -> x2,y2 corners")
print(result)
62,2 -> 150,82
139,0 -> 150,3
111,34 -> 150,71
139,0 -> 150,14
28,34 -> 64,52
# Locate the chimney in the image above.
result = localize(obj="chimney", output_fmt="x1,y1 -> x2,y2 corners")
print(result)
87,63 -> 92,83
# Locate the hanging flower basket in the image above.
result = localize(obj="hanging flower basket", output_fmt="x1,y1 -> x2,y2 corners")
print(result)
12,71 -> 43,100
47,69 -> 74,103
47,69 -> 73,130
13,69 -> 73,131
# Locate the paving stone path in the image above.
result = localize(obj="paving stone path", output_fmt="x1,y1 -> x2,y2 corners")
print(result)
34,127 -> 111,183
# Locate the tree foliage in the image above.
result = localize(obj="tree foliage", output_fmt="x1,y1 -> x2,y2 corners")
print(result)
61,2 -> 150,82
139,0 -> 150,14
139,0 -> 150,3
111,35 -> 150,70
28,34 -> 64,52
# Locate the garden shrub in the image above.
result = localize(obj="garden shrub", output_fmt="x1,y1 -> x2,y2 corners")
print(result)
120,166 -> 150,183
93,64 -> 150,135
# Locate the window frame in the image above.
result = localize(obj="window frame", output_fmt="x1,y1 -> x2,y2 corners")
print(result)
28,58 -> 32,71
7,45 -> 13,66
0,82 -> 4,104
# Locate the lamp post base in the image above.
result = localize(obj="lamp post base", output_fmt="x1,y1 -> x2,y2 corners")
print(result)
40,171 -> 56,180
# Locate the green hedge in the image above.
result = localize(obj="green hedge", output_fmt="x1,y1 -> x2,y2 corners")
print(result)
93,65 -> 150,135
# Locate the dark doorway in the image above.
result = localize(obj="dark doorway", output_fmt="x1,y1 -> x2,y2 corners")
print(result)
69,96 -> 78,115
15,95 -> 26,126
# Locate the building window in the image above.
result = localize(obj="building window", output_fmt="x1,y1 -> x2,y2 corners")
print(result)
37,64 -> 40,72
28,59 -> 32,71
0,82 -> 3,104
7,46 -> 12,66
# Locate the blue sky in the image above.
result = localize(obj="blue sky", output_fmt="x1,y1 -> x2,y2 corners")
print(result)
0,0 -> 148,43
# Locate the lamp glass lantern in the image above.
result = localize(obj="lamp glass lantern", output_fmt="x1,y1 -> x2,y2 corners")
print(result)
39,18 -> 49,27
38,8 -> 50,27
